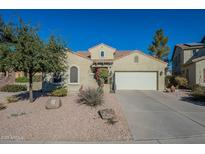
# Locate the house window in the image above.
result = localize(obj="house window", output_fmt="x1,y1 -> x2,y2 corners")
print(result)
193,49 -> 198,56
100,51 -> 105,57
203,68 -> 205,83
134,56 -> 139,63
70,66 -> 78,83
53,72 -> 62,83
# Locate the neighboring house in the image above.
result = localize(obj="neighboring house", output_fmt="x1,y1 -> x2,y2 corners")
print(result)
43,43 -> 167,92
172,43 -> 205,87
0,71 -> 15,88
15,71 -> 27,78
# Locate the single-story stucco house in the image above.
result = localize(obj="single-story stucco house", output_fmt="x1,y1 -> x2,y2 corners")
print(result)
43,43 -> 167,92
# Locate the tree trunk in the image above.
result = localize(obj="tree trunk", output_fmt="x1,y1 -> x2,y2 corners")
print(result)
29,72 -> 33,103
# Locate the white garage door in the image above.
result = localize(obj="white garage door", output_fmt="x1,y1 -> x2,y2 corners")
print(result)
115,72 -> 157,90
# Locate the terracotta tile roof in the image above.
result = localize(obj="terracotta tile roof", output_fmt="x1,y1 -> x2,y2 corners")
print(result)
74,50 -> 167,65
114,51 -> 133,59
75,51 -> 90,59
75,50 -> 133,60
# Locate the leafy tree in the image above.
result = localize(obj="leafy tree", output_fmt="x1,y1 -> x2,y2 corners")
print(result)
0,17 -> 68,102
148,29 -> 170,60
44,35 -> 67,73
0,16 -> 16,72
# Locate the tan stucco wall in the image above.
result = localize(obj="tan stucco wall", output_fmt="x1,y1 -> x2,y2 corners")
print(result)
43,50 -> 167,92
195,60 -> 205,86
89,44 -> 116,60
112,52 -> 167,90
173,47 -> 182,74
66,52 -> 98,92
183,50 -> 193,64
183,63 -> 196,87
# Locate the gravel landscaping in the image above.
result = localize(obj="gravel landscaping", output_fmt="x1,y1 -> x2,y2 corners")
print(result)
0,92 -> 132,143
163,89 -> 191,99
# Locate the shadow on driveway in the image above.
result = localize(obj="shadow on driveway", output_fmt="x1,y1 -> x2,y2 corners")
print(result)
180,96 -> 205,107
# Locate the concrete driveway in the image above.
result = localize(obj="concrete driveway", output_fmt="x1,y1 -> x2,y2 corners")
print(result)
116,90 -> 205,144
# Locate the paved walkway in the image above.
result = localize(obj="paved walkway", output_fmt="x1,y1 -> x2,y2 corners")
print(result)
116,90 -> 205,144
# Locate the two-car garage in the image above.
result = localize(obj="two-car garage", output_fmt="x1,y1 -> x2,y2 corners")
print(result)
112,51 -> 167,91
114,72 -> 158,90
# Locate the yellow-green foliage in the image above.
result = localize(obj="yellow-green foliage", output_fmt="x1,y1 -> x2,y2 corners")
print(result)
51,87 -> 68,97
175,76 -> 188,88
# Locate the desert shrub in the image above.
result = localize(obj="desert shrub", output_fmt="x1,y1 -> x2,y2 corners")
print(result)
78,87 -> 103,106
51,87 -> 68,97
0,84 -> 27,92
165,75 -> 188,89
6,96 -> 19,103
191,85 -> 205,100
15,75 -> 42,83
175,76 -> 188,89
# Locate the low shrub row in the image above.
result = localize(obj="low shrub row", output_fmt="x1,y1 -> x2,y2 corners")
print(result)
51,87 -> 68,97
0,84 -> 27,92
15,75 -> 42,83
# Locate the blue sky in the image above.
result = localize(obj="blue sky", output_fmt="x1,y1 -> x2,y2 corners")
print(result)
0,10 -> 205,59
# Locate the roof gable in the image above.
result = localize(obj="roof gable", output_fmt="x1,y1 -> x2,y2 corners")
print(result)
114,50 -> 167,65
88,43 -> 116,52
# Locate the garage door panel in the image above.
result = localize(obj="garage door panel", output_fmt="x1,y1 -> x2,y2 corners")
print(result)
115,72 -> 157,90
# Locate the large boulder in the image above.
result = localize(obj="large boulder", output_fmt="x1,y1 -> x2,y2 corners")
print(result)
45,98 -> 62,110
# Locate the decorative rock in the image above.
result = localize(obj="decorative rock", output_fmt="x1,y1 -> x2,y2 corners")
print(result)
45,98 -> 62,110
98,108 -> 116,120
0,103 -> 7,111
171,85 -> 176,92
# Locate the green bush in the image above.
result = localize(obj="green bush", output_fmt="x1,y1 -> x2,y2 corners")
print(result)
78,87 -> 103,106
96,68 -> 109,84
165,75 -> 188,89
15,76 -> 29,83
0,84 -> 27,92
51,87 -> 68,97
15,75 -> 42,83
191,85 -> 205,100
